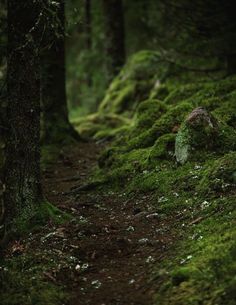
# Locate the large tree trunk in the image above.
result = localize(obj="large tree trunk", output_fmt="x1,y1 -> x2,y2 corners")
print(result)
41,0 -> 79,144
102,0 -> 126,82
4,0 -> 42,230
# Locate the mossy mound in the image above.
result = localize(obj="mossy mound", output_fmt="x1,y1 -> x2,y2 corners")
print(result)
149,133 -> 176,162
73,51 -> 170,140
73,112 -> 131,140
174,107 -> 236,164
99,50 -> 168,115
149,83 -> 170,100
93,74 -> 236,305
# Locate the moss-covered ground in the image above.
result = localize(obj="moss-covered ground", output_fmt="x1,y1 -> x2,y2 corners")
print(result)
81,51 -> 236,304
1,50 -> 236,305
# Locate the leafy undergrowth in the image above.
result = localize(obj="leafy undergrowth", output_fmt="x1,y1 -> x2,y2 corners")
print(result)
83,54 -> 236,304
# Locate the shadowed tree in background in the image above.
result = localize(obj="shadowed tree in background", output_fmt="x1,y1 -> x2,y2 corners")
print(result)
153,0 -> 236,74
84,0 -> 92,87
4,0 -> 43,233
41,0 -> 79,144
102,0 -> 125,82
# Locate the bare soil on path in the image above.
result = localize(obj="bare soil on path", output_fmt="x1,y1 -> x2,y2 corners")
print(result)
42,141 -> 178,305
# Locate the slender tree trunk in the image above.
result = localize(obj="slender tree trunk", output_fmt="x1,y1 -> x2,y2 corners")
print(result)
4,0 -> 42,229
85,0 -> 92,51
41,0 -> 79,144
226,53 -> 236,75
85,0 -> 92,87
102,0 -> 126,82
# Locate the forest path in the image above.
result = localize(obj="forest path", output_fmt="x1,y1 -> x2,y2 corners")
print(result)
43,141 -> 177,305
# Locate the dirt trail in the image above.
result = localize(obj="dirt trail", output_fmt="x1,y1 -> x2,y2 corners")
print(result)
43,142 -> 177,305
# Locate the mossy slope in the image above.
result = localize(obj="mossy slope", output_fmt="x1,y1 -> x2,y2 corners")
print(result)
73,50 -> 170,140
93,70 -> 236,304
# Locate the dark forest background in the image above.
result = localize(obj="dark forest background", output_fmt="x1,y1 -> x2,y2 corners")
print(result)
0,1 -> 236,305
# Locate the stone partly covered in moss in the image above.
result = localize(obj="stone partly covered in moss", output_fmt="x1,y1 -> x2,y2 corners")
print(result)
175,107 -> 219,164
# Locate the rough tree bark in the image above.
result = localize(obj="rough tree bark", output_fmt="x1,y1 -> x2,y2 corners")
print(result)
41,0 -> 79,144
4,0 -> 42,230
102,0 -> 126,82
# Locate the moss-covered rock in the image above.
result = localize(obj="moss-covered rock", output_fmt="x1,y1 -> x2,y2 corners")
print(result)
175,107 -> 219,164
175,107 -> 236,164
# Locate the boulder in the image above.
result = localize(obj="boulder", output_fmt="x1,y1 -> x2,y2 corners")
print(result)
175,107 -> 219,164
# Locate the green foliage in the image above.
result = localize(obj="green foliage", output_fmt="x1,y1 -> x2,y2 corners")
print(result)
11,201 -> 71,236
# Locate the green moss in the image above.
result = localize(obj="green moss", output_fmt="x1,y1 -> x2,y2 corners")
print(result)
98,51 -> 164,117
92,62 -> 236,305
73,113 -> 131,140
171,267 -> 201,286
164,83 -> 203,105
197,152 -> 236,196
127,101 -> 193,150
212,92 -> 236,128
135,99 -> 167,129
149,84 -> 170,100
154,201 -> 236,305
0,251 -> 68,305
149,133 -> 176,162
12,201 -> 72,236
93,125 -> 130,141
100,81 -> 137,114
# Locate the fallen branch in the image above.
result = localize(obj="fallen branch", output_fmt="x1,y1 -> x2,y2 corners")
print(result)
64,181 -> 103,195
189,216 -> 204,226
